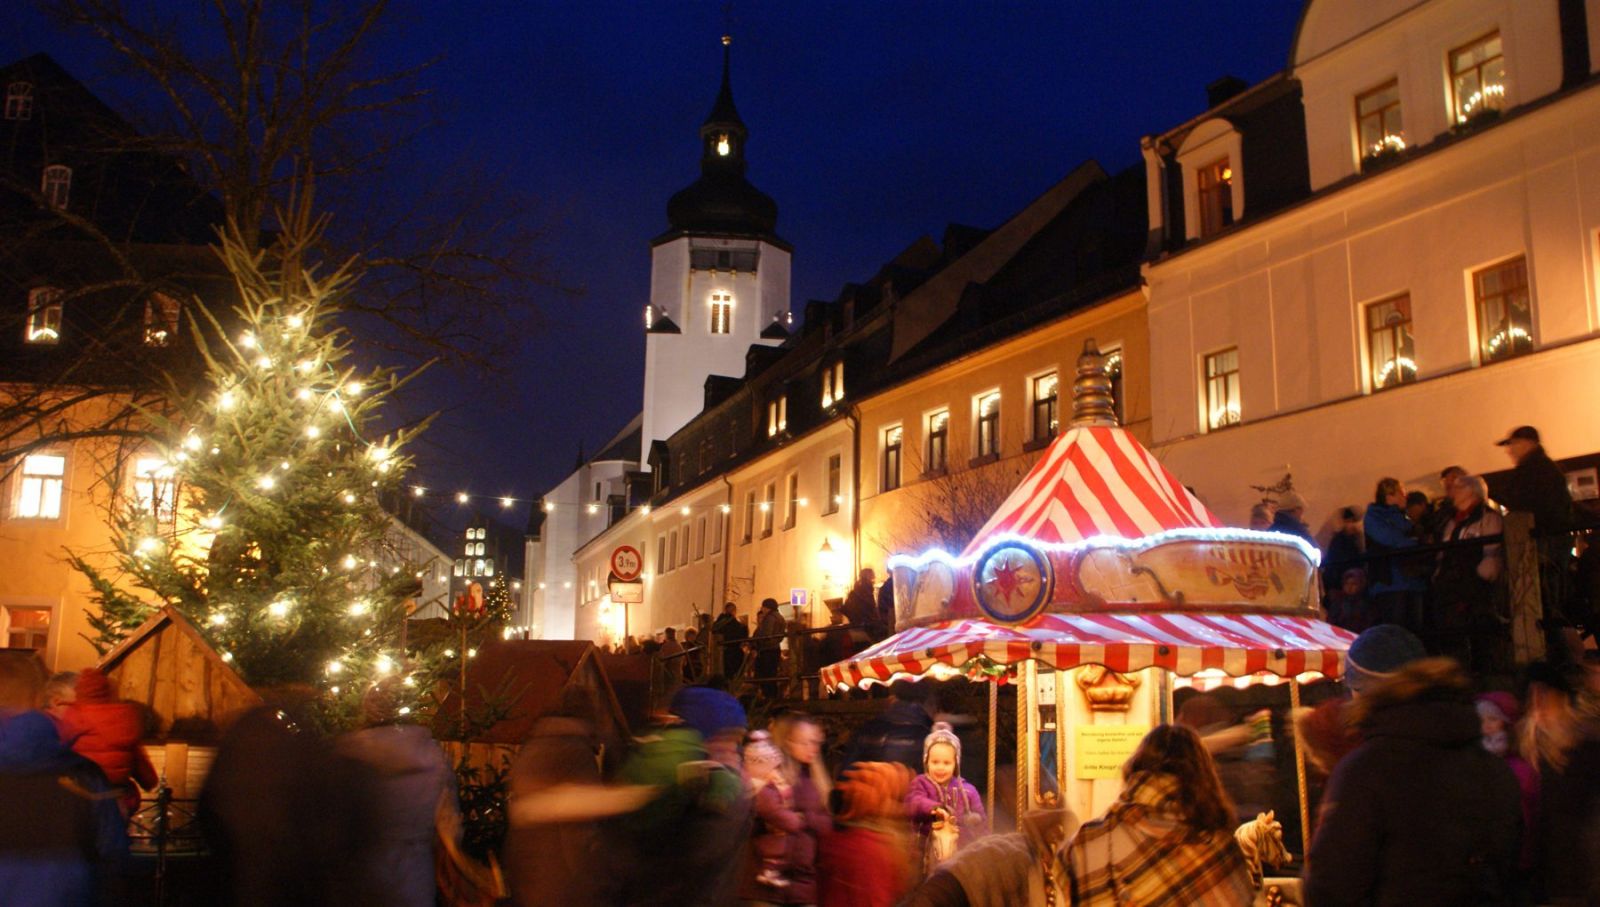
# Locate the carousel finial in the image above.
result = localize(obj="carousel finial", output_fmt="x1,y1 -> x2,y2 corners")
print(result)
1070,338 -> 1118,427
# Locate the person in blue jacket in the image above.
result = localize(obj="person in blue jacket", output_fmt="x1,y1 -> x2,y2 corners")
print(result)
1364,477 -> 1426,631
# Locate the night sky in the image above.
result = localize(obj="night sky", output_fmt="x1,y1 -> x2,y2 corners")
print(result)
5,2 -> 1304,534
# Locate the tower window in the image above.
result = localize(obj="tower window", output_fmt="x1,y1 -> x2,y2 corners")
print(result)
1474,256 -> 1532,363
710,292 -> 733,334
1356,80 -> 1404,158
1197,158 -> 1233,237
1204,348 -> 1241,430
1365,295 -> 1417,389
14,453 -> 66,519
1451,32 -> 1506,124
144,293 -> 180,347
26,288 -> 62,344
4,82 -> 33,120
41,165 -> 71,210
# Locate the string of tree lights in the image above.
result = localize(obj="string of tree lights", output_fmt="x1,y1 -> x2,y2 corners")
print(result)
405,485 -> 837,518
69,211 -> 454,722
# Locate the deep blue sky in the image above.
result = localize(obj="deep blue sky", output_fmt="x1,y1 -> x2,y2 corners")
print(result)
6,2 -> 1305,530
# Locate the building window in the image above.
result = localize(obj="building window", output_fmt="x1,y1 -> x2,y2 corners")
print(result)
14,453 -> 66,519
784,473 -> 799,530
4,82 -> 34,120
1105,347 -> 1126,425
1196,158 -> 1233,237
1204,348 -> 1241,430
143,293 -> 180,347
824,453 -> 841,514
881,426 -> 902,492
1451,32 -> 1506,124
133,456 -> 177,524
696,516 -> 707,559
710,292 -> 733,334
25,288 -> 62,344
1031,373 -> 1058,442
926,410 -> 949,474
975,392 -> 1000,458
767,395 -> 787,437
3,605 -> 50,650
710,508 -> 724,554
679,525 -> 690,567
453,559 -> 464,577
821,360 -> 845,408
761,482 -> 775,537
1366,295 -> 1417,389
1356,80 -> 1405,157
743,491 -> 756,543
658,536 -> 669,572
1474,256 -> 1532,363
41,165 -> 71,210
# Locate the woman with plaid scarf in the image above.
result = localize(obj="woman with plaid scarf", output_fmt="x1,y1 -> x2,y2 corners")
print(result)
1059,724 -> 1254,906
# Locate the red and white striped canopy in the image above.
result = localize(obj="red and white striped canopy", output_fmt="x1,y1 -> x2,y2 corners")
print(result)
963,425 -> 1220,556
818,613 -> 1356,691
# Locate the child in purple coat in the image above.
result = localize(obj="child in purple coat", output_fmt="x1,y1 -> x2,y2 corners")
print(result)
905,721 -> 986,874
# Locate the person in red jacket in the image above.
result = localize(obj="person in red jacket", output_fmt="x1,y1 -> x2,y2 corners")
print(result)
61,667 -> 157,814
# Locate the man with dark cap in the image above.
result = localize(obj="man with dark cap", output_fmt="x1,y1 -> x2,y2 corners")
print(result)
1497,425 -> 1576,644
1305,625 -> 1522,905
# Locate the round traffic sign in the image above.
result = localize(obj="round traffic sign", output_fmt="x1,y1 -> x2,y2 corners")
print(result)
610,545 -> 643,582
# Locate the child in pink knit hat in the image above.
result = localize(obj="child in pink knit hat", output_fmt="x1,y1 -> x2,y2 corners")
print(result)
905,721 -> 986,873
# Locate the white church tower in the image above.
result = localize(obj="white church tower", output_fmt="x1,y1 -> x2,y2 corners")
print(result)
642,36 -> 791,458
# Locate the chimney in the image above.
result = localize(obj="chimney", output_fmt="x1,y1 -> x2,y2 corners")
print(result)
1207,75 -> 1249,109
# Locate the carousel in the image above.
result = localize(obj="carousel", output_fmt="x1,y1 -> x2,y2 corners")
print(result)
821,341 -> 1356,866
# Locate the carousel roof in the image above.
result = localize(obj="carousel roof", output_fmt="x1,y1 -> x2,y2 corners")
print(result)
962,423 -> 1219,556
818,612 -> 1353,690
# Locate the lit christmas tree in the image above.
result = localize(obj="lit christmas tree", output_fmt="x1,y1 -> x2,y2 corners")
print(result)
73,212 -> 432,699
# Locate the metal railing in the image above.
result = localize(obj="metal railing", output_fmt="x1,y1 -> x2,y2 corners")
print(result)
647,622 -> 877,707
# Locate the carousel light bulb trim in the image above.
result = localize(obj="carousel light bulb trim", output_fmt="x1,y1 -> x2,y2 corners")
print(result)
885,526 -> 1322,572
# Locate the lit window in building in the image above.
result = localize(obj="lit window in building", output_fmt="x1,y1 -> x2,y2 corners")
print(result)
824,453 -> 842,515
1474,256 -> 1532,363
1366,295 -> 1417,390
4,82 -> 34,120
41,165 -> 71,210
133,456 -> 177,523
822,360 -> 845,408
16,453 -> 66,519
710,507 -> 724,554
761,482 -> 775,537
453,559 -> 464,577
926,410 -> 949,474
767,395 -> 787,437
1451,32 -> 1506,124
26,287 -> 62,344
144,293 -> 180,346
742,490 -> 756,543
1105,347 -> 1126,425
710,292 -> 733,334
881,426 -> 902,492
1204,348 -> 1241,430
1031,372 -> 1058,442
784,473 -> 799,530
658,535 -> 669,571
975,392 -> 1000,458
1356,80 -> 1404,158
3,605 -> 49,649
1197,158 -> 1233,237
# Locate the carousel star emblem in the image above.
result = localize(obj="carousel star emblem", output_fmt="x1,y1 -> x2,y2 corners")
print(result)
973,541 -> 1053,624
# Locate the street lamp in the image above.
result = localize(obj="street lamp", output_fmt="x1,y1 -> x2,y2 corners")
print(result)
818,538 -> 841,589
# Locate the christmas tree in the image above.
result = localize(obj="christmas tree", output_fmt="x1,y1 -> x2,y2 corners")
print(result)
73,209 -> 432,698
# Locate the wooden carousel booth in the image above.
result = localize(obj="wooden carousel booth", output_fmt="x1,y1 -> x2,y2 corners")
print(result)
821,343 -> 1356,881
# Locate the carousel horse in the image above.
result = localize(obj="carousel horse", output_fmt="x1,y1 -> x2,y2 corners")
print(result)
1234,810 -> 1289,887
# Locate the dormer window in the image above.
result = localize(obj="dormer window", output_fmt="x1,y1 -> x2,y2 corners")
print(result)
1197,158 -> 1233,237
144,293 -> 180,346
26,288 -> 62,344
821,360 -> 845,408
1356,80 -> 1404,158
716,133 -> 731,156
767,395 -> 787,437
4,82 -> 33,120
1451,32 -> 1505,124
41,165 -> 71,210
710,292 -> 732,334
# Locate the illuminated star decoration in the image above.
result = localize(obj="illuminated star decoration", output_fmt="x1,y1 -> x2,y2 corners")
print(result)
989,555 -> 1024,606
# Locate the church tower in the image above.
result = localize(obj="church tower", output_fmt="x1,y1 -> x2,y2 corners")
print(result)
641,35 -> 791,462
